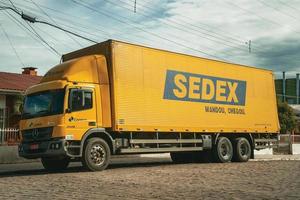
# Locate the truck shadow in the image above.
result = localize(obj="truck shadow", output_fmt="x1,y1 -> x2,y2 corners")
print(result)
0,159 -> 180,178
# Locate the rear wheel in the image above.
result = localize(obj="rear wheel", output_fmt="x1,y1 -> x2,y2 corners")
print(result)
82,138 -> 111,171
213,137 -> 233,163
233,137 -> 251,162
41,157 -> 70,172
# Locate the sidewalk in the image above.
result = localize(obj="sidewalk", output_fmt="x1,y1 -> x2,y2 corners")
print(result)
141,153 -> 300,161
253,154 -> 300,161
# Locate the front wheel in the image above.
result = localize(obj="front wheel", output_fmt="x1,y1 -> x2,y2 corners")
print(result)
82,138 -> 111,171
213,137 -> 233,163
41,157 -> 70,172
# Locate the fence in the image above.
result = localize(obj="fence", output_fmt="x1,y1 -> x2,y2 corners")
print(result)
279,134 -> 300,144
0,128 -> 20,146
274,134 -> 300,154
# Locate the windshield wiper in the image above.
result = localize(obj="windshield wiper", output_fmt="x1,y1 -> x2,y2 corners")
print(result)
37,110 -> 49,114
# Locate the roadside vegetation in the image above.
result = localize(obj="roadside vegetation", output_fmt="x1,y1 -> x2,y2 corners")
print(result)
278,102 -> 296,134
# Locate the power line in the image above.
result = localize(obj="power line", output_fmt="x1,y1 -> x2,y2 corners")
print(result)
277,0 -> 300,14
130,0 -> 247,43
106,0 -> 247,52
29,0 -> 83,47
3,1 -> 62,56
3,0 -> 181,48
33,24 -> 74,50
226,1 -> 300,35
256,0 -> 299,22
106,0 -> 284,55
33,19 -> 98,44
0,1 -> 108,41
0,4 -> 99,44
104,0 -> 237,57
25,21 -> 61,56
1,0 -> 138,49
3,10 -> 61,57
0,23 -> 25,67
0,0 -> 260,55
0,5 -> 19,15
7,0 -> 18,11
70,0 -> 228,61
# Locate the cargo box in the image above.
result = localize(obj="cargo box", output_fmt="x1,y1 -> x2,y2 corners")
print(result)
63,40 -> 280,134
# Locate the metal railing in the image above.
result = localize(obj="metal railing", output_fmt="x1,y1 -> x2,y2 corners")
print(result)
0,128 -> 20,146
279,134 -> 300,144
274,134 -> 300,154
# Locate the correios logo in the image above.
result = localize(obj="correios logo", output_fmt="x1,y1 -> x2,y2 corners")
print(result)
163,70 -> 247,106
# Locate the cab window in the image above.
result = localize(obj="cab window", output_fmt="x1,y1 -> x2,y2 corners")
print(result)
69,89 -> 93,111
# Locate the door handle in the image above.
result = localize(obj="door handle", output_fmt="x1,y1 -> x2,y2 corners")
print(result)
88,121 -> 96,126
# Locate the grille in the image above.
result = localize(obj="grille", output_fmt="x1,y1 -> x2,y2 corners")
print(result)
22,127 -> 53,142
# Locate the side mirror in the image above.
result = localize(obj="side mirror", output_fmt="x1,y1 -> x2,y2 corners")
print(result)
66,108 -> 72,113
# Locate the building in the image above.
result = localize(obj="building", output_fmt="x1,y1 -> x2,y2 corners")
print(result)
0,67 -> 42,129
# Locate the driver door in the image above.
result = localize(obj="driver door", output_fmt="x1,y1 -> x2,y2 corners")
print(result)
64,87 -> 97,140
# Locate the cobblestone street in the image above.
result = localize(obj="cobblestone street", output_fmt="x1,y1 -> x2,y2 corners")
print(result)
0,156 -> 300,200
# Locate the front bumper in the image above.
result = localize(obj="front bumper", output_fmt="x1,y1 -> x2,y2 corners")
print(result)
18,138 -> 67,159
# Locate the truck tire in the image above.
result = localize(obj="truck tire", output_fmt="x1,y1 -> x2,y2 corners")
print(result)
41,157 -> 70,171
82,137 -> 111,171
233,137 -> 251,162
213,137 -> 233,163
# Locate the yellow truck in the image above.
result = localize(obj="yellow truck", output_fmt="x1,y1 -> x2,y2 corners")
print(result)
19,40 -> 279,171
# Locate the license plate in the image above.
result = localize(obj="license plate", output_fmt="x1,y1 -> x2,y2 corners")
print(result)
30,144 -> 39,150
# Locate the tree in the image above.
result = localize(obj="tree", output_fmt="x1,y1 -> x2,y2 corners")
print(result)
277,102 -> 296,134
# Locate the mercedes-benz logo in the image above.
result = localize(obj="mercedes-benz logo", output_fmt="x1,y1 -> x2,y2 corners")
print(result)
32,129 -> 39,139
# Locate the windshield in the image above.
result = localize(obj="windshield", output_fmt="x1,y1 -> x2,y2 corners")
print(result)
22,89 -> 65,119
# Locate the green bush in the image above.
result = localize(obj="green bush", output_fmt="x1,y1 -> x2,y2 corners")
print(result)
278,102 -> 296,134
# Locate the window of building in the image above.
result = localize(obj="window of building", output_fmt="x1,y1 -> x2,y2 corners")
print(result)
0,108 -> 8,129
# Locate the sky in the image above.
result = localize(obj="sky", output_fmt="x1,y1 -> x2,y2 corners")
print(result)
0,0 -> 300,78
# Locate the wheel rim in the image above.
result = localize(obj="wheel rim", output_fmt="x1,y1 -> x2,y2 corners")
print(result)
239,141 -> 249,157
90,144 -> 106,166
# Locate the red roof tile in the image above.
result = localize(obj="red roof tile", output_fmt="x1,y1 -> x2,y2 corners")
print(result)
0,72 -> 42,92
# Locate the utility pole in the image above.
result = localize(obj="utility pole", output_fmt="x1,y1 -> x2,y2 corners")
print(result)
283,71 -> 286,102
134,0 -> 137,13
296,73 -> 299,104
248,40 -> 251,53
245,40 -> 251,53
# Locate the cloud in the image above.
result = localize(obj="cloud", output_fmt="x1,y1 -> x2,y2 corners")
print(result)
0,0 -> 300,76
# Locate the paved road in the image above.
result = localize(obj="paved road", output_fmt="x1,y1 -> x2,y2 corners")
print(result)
0,156 -> 299,200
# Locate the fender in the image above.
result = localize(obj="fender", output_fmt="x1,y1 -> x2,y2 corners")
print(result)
214,133 -> 220,144
79,128 -> 115,156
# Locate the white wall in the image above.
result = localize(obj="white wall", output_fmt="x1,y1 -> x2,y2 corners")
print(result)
292,144 -> 300,154
254,148 -> 273,155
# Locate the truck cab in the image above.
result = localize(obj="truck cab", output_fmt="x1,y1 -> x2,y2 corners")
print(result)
19,55 -> 112,171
